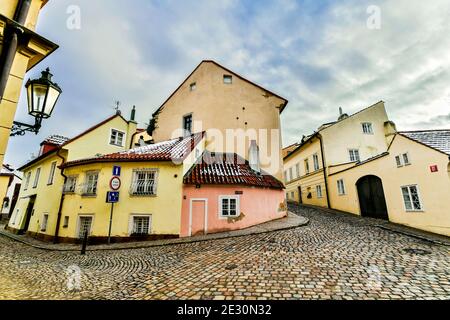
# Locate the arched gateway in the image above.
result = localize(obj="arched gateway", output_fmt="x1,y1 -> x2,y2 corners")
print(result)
356,175 -> 389,220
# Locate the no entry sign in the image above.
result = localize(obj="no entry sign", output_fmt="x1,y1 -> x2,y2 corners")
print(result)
110,176 -> 121,191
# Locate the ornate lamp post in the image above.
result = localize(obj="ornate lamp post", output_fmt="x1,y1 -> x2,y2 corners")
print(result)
10,68 -> 62,136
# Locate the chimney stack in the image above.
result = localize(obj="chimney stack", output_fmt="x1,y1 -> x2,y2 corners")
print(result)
249,140 -> 261,174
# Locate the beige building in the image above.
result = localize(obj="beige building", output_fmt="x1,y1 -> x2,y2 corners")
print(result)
150,60 -> 288,179
284,101 -> 450,236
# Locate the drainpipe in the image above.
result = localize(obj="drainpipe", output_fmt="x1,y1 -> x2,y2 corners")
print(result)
53,148 -> 67,244
0,0 -> 32,101
317,134 -> 331,209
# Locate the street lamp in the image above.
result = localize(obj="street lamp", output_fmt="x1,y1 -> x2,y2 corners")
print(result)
10,68 -> 62,136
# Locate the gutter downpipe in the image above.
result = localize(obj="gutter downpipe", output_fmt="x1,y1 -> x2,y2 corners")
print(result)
317,133 -> 331,209
0,0 -> 32,101
53,148 -> 67,244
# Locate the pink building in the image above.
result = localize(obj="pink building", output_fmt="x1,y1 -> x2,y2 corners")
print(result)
181,152 -> 287,237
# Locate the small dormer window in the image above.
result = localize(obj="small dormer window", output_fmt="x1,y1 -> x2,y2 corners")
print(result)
190,82 -> 197,91
223,75 -> 232,84
110,129 -> 125,147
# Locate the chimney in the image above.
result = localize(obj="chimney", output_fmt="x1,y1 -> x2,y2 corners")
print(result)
384,120 -> 397,145
338,107 -> 349,121
130,105 -> 136,122
249,140 -> 261,174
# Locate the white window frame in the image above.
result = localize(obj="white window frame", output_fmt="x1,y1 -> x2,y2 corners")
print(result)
313,154 -> 320,171
129,214 -> 152,236
295,163 -> 300,178
109,128 -> 126,147
289,167 -> 293,182
41,213 -> 49,232
33,167 -> 41,188
402,152 -> 411,166
395,155 -> 403,167
24,172 -> 31,190
130,169 -> 158,196
47,161 -> 57,185
337,179 -> 346,195
83,171 -> 99,196
349,149 -> 360,162
316,185 -> 323,198
304,159 -> 310,174
219,195 -> 240,218
362,122 -> 374,134
284,170 -> 288,183
401,185 -> 424,212
64,175 -> 78,193
77,214 -> 94,238
223,75 -> 233,84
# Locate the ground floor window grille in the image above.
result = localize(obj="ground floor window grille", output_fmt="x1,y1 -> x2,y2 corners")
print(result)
131,170 -> 157,195
132,216 -> 150,235
78,216 -> 93,238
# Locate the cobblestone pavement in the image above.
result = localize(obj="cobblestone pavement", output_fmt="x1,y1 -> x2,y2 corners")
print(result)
0,205 -> 449,300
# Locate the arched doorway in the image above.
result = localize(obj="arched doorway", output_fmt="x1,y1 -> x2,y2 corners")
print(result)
356,175 -> 389,220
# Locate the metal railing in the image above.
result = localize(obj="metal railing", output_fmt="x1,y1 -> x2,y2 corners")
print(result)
129,181 -> 157,196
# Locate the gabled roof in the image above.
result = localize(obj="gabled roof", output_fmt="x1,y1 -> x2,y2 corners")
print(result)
62,132 -> 205,168
184,151 -> 284,189
18,113 -> 129,171
399,130 -> 450,156
283,133 -> 319,161
152,60 -> 288,117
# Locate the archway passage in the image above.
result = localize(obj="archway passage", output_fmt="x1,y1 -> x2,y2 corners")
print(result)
356,175 -> 389,220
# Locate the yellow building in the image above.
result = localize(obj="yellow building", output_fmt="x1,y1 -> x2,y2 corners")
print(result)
150,60 -> 288,179
284,101 -> 450,236
0,0 -> 57,211
8,111 -> 139,239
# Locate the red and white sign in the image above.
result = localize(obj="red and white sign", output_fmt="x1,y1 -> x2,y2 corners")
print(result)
109,176 -> 121,190
430,165 -> 439,173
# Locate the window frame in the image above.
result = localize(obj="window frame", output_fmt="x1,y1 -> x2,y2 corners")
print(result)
337,179 -> 346,195
313,154 -> 320,171
182,113 -> 193,136
64,175 -> 78,193
189,82 -> 197,91
362,122 -> 374,134
402,152 -> 411,166
349,149 -> 360,162
316,185 -> 323,198
401,185 -> 424,212
47,161 -> 57,185
218,195 -> 240,218
33,167 -> 41,188
77,214 -> 94,239
304,159 -> 310,174
288,167 -> 293,182
223,75 -> 233,84
295,163 -> 300,178
109,128 -> 126,147
395,155 -> 403,167
130,169 -> 158,196
83,171 -> 99,196
129,214 -> 152,236
24,171 -> 31,190
40,213 -> 49,232
63,216 -> 69,228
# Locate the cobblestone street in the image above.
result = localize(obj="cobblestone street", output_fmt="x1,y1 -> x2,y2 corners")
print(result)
0,206 -> 449,300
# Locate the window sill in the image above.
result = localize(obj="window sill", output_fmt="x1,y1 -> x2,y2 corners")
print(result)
129,193 -> 157,197
405,210 -> 424,213
110,143 -> 124,147
81,194 -> 97,198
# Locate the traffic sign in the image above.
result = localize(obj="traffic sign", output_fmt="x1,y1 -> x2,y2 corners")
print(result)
106,191 -> 119,203
113,165 -> 121,176
109,176 -> 121,191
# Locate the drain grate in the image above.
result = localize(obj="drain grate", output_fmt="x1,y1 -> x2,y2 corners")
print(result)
403,248 -> 432,255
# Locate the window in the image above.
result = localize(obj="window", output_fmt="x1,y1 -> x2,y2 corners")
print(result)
63,216 -> 69,228
41,214 -> 49,232
219,196 -> 239,217
349,149 -> 360,162
24,172 -> 31,190
304,159 -> 310,174
402,185 -> 423,211
289,167 -> 293,181
223,75 -> 232,84
131,215 -> 151,236
183,114 -> 192,135
291,191 -> 295,200
284,170 -> 288,183
313,154 -> 320,171
83,172 -> 99,196
110,129 -> 125,147
64,175 -> 78,193
337,179 -> 346,195
295,163 -> 300,178
78,216 -> 93,239
362,122 -> 373,134
131,170 -> 157,195
316,185 -> 323,198
395,156 -> 402,167
33,168 -> 41,188
402,153 -> 411,165
190,82 -> 197,91
286,192 -> 289,200
47,161 -> 57,185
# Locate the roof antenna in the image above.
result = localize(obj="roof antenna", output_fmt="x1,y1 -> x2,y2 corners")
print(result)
113,100 -> 121,115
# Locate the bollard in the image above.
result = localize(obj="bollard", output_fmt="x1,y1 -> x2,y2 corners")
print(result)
80,231 -> 88,255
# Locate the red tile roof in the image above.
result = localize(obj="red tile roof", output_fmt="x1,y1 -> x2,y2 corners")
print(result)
184,152 -> 284,189
62,132 -> 205,168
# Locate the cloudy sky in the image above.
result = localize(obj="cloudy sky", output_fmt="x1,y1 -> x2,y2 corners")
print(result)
5,0 -> 450,166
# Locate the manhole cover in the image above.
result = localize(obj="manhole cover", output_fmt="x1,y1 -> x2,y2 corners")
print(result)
225,263 -> 238,270
403,248 -> 432,255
